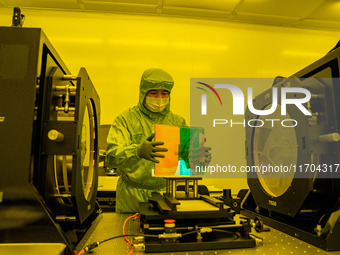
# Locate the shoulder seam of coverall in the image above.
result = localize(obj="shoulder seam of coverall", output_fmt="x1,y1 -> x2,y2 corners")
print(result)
115,116 -> 133,141
117,108 -> 140,135
114,111 -> 130,127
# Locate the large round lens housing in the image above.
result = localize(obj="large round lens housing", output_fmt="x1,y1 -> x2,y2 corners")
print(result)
253,104 -> 297,197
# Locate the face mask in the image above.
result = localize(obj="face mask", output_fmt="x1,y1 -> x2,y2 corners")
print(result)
144,96 -> 169,112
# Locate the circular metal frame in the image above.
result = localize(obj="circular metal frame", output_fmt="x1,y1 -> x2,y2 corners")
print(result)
81,100 -> 96,201
252,104 -> 298,197
246,81 -> 317,217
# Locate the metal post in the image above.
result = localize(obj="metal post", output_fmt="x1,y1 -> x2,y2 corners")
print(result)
185,179 -> 190,197
193,179 -> 198,198
166,178 -> 171,195
172,179 -> 177,198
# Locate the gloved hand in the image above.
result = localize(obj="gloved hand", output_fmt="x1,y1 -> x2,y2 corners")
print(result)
204,146 -> 212,165
188,146 -> 212,169
137,133 -> 168,163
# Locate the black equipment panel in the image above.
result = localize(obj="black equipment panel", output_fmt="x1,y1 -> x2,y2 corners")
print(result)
244,42 -> 340,251
0,26 -> 100,254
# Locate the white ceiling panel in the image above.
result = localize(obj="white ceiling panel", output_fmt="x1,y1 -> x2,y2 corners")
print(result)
298,18 -> 340,30
233,12 -> 299,27
162,6 -> 231,20
163,0 -> 240,12
307,0 -> 340,21
1,0 -> 340,31
84,1 -> 157,14
237,0 -> 326,18
85,0 -> 158,4
1,0 -> 80,10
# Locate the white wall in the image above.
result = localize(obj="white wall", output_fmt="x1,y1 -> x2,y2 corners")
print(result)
1,7 -> 338,191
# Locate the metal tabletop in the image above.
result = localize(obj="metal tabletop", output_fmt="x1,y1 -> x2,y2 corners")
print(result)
79,212 -> 340,255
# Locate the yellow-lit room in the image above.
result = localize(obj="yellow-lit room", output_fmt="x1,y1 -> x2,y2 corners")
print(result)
1,1 -> 340,254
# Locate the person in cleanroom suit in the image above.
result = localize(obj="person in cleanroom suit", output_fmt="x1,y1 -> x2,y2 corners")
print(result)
105,68 -> 188,213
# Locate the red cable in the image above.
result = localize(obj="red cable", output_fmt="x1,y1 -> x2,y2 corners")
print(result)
74,214 -> 139,255
123,215 -> 139,255
77,250 -> 85,255
127,246 -> 135,255
74,249 -> 85,255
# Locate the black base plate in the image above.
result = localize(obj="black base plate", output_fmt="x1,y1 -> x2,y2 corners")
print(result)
144,236 -> 255,253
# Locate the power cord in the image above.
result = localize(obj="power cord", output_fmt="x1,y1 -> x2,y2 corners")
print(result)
74,214 -> 158,255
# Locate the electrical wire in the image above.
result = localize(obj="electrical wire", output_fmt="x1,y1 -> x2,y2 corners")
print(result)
77,250 -> 85,255
73,234 -> 159,255
211,228 -> 240,238
73,214 -> 159,255
250,233 -> 264,241
99,234 -> 156,244
123,215 -> 139,255
74,249 -> 85,255
181,230 -> 199,236
180,228 -> 240,239
74,216 -> 245,254
318,213 -> 330,225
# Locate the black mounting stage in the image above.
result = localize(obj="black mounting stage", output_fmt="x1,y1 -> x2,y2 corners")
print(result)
139,177 -> 256,253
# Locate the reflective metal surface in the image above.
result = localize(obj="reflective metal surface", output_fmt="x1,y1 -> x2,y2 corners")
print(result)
253,104 -> 297,197
81,100 -> 96,201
